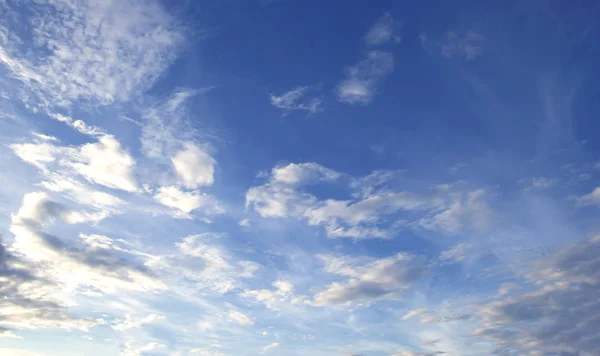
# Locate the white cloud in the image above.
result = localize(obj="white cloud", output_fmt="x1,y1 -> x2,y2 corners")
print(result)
261,342 -> 280,353
12,134 -> 138,193
149,234 -> 258,294
9,192 -> 165,294
420,31 -> 485,60
311,253 -> 426,306
439,243 -> 473,263
270,85 -> 323,114
239,218 -> 251,227
112,314 -> 165,331
336,51 -> 394,104
242,280 -> 303,309
364,13 -> 401,45
530,177 -> 557,190
227,310 -> 253,326
247,163 -> 490,239
0,0 -> 182,107
153,186 -> 223,215
171,142 -> 216,189
576,187 -> 600,206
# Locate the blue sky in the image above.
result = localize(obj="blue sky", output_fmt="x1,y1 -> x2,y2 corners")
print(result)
1,0 -> 600,355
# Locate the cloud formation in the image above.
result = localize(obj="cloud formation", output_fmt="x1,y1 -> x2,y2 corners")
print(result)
364,13 -> 401,45
247,163 -> 490,239
336,51 -> 394,104
420,31 -> 485,60
270,85 -> 323,114
311,253 -> 426,305
0,0 -> 182,106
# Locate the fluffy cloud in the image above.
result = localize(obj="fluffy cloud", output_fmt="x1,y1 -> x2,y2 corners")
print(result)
227,310 -> 253,326
247,163 -> 490,239
420,31 -> 485,60
0,0 -> 182,106
270,85 -> 323,114
364,13 -> 401,45
468,236 -> 600,355
311,253 -> 426,306
12,134 -> 138,193
335,51 -> 394,104
153,186 -> 223,216
261,342 -> 280,353
171,142 -> 217,189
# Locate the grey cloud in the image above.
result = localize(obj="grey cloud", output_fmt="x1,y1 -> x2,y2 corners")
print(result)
470,236 -> 600,355
312,253 -> 427,306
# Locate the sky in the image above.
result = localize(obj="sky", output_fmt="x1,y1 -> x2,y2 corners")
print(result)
0,0 -> 599,355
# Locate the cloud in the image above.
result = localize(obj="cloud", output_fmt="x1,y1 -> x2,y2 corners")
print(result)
9,192 -> 165,294
12,134 -> 138,193
270,85 -> 323,114
530,177 -> 557,190
242,280 -> 305,309
468,235 -> 600,355
364,13 -> 401,45
420,31 -> 485,60
439,243 -> 474,263
153,186 -> 224,216
0,232 -> 99,333
576,187 -> 600,206
112,314 -> 165,331
311,253 -> 426,306
149,233 -> 258,294
261,342 -> 280,353
171,142 -> 217,189
247,163 -> 490,239
0,0 -> 182,107
335,51 -> 394,104
227,310 -> 254,326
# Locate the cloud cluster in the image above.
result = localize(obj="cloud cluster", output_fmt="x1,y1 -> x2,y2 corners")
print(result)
469,236 -> 600,355
0,0 -> 182,107
148,233 -> 258,294
247,162 -> 491,239
1,191 -> 164,336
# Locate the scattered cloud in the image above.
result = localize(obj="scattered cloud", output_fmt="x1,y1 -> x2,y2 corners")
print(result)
112,314 -> 165,331
469,236 -> 600,354
0,0 -> 182,107
153,186 -> 224,216
149,233 -> 258,294
364,13 -> 401,46
336,51 -> 394,104
270,85 -> 323,114
420,31 -> 485,60
311,253 -> 426,306
247,163 -> 491,239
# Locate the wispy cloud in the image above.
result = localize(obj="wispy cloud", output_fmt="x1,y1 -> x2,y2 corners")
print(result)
247,163 -> 491,239
270,85 -> 323,114
420,31 -> 485,60
335,51 -> 394,104
364,13 -> 401,46
0,0 -> 182,107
